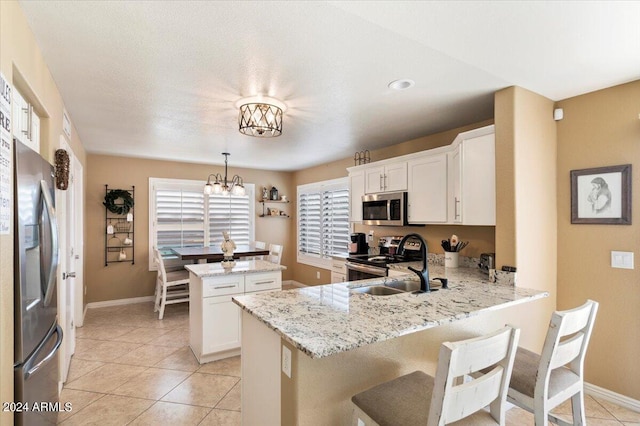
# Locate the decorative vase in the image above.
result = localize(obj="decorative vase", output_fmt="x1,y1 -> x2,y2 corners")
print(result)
445,252 -> 459,268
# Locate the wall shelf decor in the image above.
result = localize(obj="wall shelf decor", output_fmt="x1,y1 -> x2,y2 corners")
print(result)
259,199 -> 290,218
104,185 -> 135,265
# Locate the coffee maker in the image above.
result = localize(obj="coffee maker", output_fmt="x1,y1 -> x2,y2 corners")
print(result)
349,233 -> 368,255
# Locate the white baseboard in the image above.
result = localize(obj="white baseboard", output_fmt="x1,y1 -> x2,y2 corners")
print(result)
284,280 -> 307,288
585,382 -> 640,413
85,295 -> 155,310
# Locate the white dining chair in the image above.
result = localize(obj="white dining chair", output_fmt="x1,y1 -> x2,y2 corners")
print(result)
268,243 -> 283,264
153,248 -> 190,319
506,300 -> 599,426
241,240 -> 267,261
351,325 -> 520,426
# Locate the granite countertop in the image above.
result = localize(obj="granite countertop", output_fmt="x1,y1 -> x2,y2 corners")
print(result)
186,260 -> 286,278
233,265 -> 547,359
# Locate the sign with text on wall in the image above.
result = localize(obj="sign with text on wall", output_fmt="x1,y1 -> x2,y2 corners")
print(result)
0,73 -> 12,235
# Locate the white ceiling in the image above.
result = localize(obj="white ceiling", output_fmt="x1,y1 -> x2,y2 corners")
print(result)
18,1 -> 640,171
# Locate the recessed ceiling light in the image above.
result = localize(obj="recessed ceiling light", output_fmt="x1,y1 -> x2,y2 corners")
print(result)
388,79 -> 415,90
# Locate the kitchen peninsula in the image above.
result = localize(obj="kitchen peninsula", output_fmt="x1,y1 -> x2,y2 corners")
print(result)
233,265 -> 548,425
186,260 -> 286,363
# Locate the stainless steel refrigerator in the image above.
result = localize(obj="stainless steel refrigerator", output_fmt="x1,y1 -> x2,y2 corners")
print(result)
13,139 -> 63,426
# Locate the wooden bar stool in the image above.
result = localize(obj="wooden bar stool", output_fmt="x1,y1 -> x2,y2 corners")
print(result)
507,300 -> 599,426
351,325 -> 520,425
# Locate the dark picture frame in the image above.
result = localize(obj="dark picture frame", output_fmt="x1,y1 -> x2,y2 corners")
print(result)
571,164 -> 632,224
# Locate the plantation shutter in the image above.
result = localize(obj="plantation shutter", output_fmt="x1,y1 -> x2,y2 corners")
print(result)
322,188 -> 350,257
150,178 -> 255,268
298,178 -> 349,264
208,194 -> 251,247
155,188 -> 205,258
299,192 -> 322,256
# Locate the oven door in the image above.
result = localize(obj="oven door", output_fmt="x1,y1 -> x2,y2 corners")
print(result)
345,262 -> 388,281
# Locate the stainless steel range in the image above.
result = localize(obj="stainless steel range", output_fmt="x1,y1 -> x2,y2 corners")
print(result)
345,235 -> 423,281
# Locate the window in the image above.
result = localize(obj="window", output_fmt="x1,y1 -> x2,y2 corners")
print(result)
297,178 -> 350,268
149,178 -> 254,269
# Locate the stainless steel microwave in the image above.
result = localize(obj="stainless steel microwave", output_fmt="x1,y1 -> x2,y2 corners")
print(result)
362,192 -> 407,226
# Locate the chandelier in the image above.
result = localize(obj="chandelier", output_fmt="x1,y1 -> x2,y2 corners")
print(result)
237,96 -> 286,137
204,153 -> 245,196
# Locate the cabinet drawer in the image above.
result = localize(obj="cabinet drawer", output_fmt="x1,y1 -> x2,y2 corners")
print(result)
202,275 -> 244,297
245,272 -> 281,293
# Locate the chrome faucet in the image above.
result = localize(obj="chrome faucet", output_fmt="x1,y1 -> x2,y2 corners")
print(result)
398,233 -> 431,293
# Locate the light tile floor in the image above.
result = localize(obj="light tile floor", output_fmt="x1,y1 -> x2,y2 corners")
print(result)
59,302 -> 640,425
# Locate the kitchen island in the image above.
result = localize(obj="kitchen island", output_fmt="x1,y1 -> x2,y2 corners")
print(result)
233,265 -> 548,425
186,260 -> 286,363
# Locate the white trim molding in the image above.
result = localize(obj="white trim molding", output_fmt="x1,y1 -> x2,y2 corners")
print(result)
85,296 -> 155,310
585,382 -> 640,413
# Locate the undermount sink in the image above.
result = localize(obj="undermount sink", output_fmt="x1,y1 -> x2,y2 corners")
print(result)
352,286 -> 404,296
352,280 -> 443,296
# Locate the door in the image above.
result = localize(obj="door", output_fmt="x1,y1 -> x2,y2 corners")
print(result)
56,137 -> 82,383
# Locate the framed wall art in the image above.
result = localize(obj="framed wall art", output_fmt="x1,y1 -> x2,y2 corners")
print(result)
570,164 -> 631,224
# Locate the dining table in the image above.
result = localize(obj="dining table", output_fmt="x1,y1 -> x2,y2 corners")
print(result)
171,244 -> 270,262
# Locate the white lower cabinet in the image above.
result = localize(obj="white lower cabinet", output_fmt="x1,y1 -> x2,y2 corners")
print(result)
202,294 -> 242,354
190,270 -> 282,363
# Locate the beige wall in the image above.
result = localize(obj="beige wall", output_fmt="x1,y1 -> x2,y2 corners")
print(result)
0,1 -> 87,423
556,80 -> 640,399
85,154 -> 294,303
497,86 -> 558,350
291,119 -> 496,285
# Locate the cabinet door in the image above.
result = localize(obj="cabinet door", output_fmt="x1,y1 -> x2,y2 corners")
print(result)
449,146 -> 462,223
30,111 -> 40,152
407,153 -> 448,223
384,162 -> 407,191
364,166 -> 385,194
349,170 -> 365,222
202,294 -> 241,354
460,133 -> 495,225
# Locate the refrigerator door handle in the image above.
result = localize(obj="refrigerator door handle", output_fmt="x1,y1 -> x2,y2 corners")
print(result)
24,324 -> 63,380
41,179 -> 59,307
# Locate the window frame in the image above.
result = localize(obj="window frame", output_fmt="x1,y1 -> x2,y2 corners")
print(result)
297,177 -> 350,270
149,177 -> 255,270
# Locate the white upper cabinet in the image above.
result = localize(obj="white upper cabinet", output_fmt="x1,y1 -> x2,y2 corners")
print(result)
12,89 -> 40,153
349,169 -> 365,222
347,124 -> 495,226
407,152 -> 448,223
448,130 -> 495,225
364,162 -> 407,193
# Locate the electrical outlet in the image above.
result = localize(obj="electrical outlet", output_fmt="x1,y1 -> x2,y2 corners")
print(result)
316,271 -> 320,279
282,345 -> 292,378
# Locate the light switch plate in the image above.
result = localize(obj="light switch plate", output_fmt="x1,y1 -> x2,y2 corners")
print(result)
611,251 -> 634,269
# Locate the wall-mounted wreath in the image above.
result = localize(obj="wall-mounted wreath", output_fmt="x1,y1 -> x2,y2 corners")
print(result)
103,189 -> 134,215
